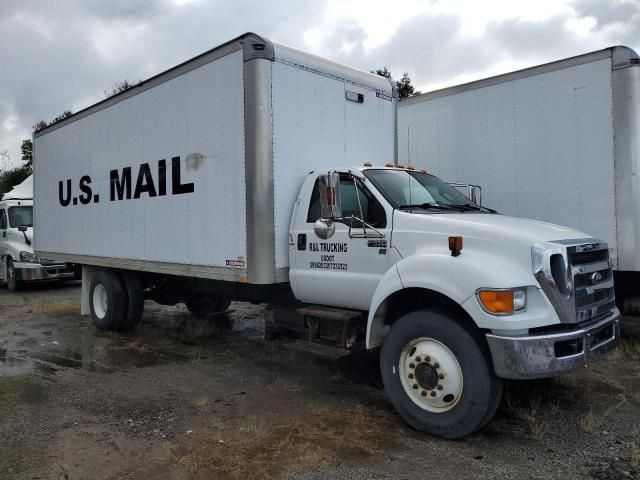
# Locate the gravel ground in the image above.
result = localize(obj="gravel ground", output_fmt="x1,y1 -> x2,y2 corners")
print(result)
0,282 -> 639,480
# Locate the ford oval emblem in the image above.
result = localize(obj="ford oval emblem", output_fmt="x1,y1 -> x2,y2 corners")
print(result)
591,271 -> 603,284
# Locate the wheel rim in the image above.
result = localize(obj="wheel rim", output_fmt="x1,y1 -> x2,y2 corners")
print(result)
399,337 -> 463,413
93,283 -> 108,319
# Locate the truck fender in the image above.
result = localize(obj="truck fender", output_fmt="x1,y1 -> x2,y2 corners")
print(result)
366,252 -> 534,349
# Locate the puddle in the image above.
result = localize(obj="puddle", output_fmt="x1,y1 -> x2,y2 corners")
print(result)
0,332 -> 190,377
0,301 -> 268,379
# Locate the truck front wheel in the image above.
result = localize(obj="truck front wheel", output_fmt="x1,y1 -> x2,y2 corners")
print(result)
6,258 -> 21,292
89,270 -> 128,330
380,309 -> 502,439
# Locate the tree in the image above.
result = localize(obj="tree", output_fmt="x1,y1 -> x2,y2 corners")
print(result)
33,120 -> 48,132
33,111 -> 72,133
373,67 -> 392,79
104,79 -> 141,98
397,73 -> 420,98
21,139 -> 33,166
0,150 -> 31,198
372,67 -> 421,99
50,110 -> 72,124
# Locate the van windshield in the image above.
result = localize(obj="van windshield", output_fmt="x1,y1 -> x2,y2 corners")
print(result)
363,170 -> 470,208
9,206 -> 33,227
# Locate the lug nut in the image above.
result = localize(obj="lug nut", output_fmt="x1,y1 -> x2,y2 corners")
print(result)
409,363 -> 415,369
421,391 -> 427,397
415,356 -> 421,362
438,373 -> 445,380
425,355 -> 431,363
408,373 -> 414,379
430,391 -> 437,397
437,384 -> 443,391
413,384 -> 419,390
434,362 -> 440,369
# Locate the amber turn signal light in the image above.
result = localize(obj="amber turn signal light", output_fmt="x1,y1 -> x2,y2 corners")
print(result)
478,290 -> 514,314
448,236 -> 463,257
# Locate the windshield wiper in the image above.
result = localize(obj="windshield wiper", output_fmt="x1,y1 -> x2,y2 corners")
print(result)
398,203 -> 460,211
450,203 -> 498,214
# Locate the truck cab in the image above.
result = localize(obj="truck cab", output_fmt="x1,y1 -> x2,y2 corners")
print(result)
0,198 -> 76,291
289,166 -> 620,437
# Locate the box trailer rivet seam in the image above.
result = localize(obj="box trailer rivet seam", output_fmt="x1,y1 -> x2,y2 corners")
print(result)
34,33 -> 619,440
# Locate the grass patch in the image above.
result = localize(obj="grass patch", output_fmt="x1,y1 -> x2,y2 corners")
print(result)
504,387 -> 560,439
579,397 -> 626,434
632,440 -> 640,468
42,302 -> 80,316
620,337 -> 640,362
169,403 -> 399,479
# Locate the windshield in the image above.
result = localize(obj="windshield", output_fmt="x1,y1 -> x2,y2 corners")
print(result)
9,206 -> 33,227
364,169 -> 473,209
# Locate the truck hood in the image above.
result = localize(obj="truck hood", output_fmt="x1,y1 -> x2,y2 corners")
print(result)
392,211 -> 593,265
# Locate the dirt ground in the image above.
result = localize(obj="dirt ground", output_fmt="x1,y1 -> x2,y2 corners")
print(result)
0,283 -> 639,480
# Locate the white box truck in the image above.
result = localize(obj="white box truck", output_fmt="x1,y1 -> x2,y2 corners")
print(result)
34,33 -> 620,439
398,46 -> 640,313
1,175 -> 76,290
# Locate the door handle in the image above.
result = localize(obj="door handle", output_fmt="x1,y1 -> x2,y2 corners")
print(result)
297,234 -> 307,251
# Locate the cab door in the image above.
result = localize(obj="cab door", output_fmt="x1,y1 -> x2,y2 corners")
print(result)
290,173 -> 392,310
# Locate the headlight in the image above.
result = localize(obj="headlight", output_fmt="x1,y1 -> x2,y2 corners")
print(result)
477,287 -> 527,315
19,251 -> 37,262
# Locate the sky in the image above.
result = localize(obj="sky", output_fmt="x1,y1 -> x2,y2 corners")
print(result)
0,0 -> 638,167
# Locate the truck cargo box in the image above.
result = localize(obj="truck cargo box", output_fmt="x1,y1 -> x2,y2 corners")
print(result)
398,46 -> 640,273
34,33 -> 396,285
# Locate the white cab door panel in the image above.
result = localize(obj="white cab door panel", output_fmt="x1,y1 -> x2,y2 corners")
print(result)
290,174 -> 392,310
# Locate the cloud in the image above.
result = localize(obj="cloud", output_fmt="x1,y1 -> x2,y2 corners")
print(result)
1,0 -> 639,168
573,0 -> 639,27
0,0 -> 323,166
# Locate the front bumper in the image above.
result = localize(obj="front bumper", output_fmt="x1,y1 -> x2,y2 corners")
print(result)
14,262 -> 76,282
486,311 -> 620,380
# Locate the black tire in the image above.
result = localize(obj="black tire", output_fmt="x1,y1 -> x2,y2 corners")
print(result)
120,271 -> 145,329
380,309 -> 503,440
89,270 -> 128,331
184,295 -> 231,317
6,258 -> 21,292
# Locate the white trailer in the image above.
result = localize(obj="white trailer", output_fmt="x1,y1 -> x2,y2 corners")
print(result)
398,46 -> 640,310
34,33 -> 620,439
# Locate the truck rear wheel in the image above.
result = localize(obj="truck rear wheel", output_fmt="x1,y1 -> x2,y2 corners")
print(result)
89,270 -> 128,330
185,295 -> 231,317
120,271 -> 145,329
380,309 -> 502,439
6,258 -> 21,292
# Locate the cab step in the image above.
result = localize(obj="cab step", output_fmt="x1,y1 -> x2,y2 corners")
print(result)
283,339 -> 352,359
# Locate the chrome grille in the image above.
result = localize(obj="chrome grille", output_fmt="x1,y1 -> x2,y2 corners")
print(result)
569,246 -> 616,322
533,239 -> 617,324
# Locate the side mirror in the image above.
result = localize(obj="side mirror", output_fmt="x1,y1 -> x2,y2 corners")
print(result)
469,185 -> 482,206
318,172 -> 342,219
313,219 -> 335,240
18,226 -> 27,232
314,172 -> 342,240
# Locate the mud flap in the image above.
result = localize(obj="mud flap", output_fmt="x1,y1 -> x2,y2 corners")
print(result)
80,265 -> 97,316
